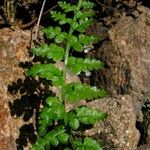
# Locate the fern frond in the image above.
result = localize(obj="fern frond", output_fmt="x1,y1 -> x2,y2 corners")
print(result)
68,56 -> 104,74
75,137 -> 103,150
64,82 -> 108,102
27,0 -> 108,149
38,97 -> 66,137
31,126 -> 69,150
26,64 -> 63,86
32,43 -> 65,61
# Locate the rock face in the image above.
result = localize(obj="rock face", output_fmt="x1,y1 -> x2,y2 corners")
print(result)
0,28 -> 31,150
107,6 -> 150,96
0,5 -> 150,150
87,95 -> 140,150
94,6 -> 150,97
87,6 -> 150,150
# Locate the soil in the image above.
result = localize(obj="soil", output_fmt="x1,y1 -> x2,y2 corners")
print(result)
0,0 -> 150,150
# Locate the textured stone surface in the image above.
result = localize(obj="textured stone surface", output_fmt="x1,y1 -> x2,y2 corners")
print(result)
95,6 -> 150,99
108,6 -> 150,96
87,95 -> 140,150
0,28 -> 31,150
87,6 -> 150,150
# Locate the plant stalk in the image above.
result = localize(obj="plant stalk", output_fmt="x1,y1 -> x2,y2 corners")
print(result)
69,134 -> 76,150
60,0 -> 81,104
60,29 -> 73,126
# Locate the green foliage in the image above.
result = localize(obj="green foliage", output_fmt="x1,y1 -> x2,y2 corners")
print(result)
43,26 -> 68,42
38,97 -> 66,137
64,82 -> 107,101
26,64 -> 63,86
27,0 -> 108,149
68,107 -> 107,130
31,44 -> 65,61
75,137 -> 103,150
76,107 -> 107,124
30,126 -> 69,150
68,56 -> 104,74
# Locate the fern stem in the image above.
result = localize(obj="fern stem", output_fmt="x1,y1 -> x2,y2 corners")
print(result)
60,29 -> 73,104
60,0 -> 82,130
61,29 -> 73,126
60,0 -> 82,104
69,134 -> 76,150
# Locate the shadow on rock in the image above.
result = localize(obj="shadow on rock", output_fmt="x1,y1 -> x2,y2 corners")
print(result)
8,61 -> 55,150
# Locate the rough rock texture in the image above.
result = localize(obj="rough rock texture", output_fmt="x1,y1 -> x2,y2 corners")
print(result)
87,95 -> 140,150
90,6 -> 150,98
107,6 -> 150,96
86,6 -> 150,150
0,28 -> 31,150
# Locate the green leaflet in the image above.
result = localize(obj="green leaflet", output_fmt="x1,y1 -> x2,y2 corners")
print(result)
78,34 -> 99,45
45,96 -> 60,106
68,16 -> 95,33
26,64 -> 63,86
76,18 -> 94,33
54,32 -> 67,43
67,34 -> 99,53
68,56 -> 104,74
68,106 -> 107,130
72,42 -> 84,52
81,0 -> 95,10
43,26 -> 68,43
43,26 -> 61,39
68,35 -> 78,44
32,43 -> 65,61
38,97 -> 66,137
75,137 -> 103,150
76,107 -> 107,124
64,82 -> 108,102
31,126 -> 69,150
69,118 -> 80,130
68,112 -> 80,130
76,10 -> 95,20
